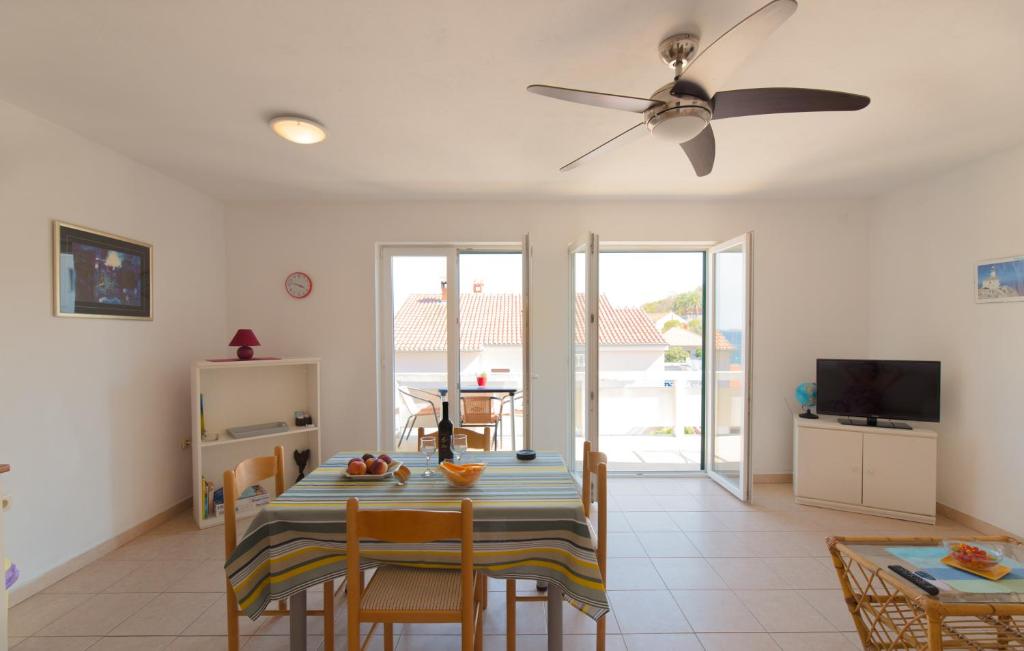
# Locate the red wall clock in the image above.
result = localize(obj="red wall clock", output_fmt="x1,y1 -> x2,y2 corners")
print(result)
285,271 -> 313,299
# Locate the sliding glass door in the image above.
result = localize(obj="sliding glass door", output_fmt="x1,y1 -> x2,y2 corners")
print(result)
378,242 -> 531,452
569,233 -> 598,471
705,233 -> 752,500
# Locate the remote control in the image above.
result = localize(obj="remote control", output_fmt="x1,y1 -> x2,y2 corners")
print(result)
888,564 -> 939,595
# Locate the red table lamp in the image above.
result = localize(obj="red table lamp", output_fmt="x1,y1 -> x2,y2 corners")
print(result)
229,329 -> 261,360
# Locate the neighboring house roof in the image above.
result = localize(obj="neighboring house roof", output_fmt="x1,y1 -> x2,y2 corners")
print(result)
662,327 -> 703,347
393,293 -> 666,352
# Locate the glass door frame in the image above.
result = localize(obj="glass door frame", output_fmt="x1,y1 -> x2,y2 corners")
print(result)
704,232 -> 754,501
568,233 -> 599,472
576,241 -> 714,477
376,242 -> 531,451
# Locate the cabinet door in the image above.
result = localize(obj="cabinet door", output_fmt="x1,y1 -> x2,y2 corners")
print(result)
862,433 -> 936,516
796,427 -> 862,505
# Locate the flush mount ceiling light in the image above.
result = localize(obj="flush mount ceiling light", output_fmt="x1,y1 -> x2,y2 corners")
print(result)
269,115 -> 327,144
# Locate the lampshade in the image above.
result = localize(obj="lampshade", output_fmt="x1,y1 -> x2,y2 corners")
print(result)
229,329 -> 261,347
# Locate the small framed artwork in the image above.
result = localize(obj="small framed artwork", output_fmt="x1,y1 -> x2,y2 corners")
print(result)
53,221 -> 153,319
975,255 -> 1024,304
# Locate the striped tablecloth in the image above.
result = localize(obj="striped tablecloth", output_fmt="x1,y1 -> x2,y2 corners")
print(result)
225,451 -> 608,621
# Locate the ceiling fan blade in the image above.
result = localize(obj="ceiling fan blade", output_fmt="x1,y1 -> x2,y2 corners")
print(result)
680,125 -> 715,177
560,123 -> 647,172
712,87 -> 870,119
528,85 -> 664,113
671,0 -> 798,99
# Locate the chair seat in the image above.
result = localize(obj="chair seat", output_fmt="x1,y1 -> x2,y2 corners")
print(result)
362,566 -> 463,614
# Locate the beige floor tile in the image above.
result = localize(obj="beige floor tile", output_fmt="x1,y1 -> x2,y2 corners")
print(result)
327,634 -> 386,650
771,632 -> 858,650
671,590 -> 764,633
623,633 -> 704,650
607,590 -> 691,634
667,511 -> 729,532
110,592 -> 220,636
10,638 -> 99,650
605,557 -> 666,590
167,560 -> 231,592
608,481 -> 651,496
8,593 -> 92,636
169,635 -> 248,649
684,531 -> 757,557
562,603 -> 620,635
705,558 -> 787,590
742,532 -> 821,558
796,589 -> 857,632
652,558 -> 727,590
624,512 -> 678,532
104,535 -> 171,561
105,560 -> 203,593
735,590 -> 834,633
636,532 -> 700,557
641,480 -> 698,496
182,596 -> 264,636
9,637 -> 26,648
615,496 -> 668,512
714,512 -> 794,532
763,557 -> 840,589
698,632 -> 781,650
89,636 -> 176,649
44,560 -> 146,594
37,593 -> 158,636
651,495 -> 704,511
242,635 -> 323,650
606,532 -> 647,558
561,634 -> 626,651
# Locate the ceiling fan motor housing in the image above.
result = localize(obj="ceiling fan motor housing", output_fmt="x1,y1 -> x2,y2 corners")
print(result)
644,83 -> 712,143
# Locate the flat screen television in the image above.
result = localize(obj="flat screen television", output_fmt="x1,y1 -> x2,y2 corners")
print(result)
816,359 -> 940,426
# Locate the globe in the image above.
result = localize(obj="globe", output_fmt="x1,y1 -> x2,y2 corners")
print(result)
795,382 -> 817,409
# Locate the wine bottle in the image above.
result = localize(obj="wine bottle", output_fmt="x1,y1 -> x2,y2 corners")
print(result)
438,400 -> 454,463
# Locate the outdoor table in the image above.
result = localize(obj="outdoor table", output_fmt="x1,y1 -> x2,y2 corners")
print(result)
225,451 -> 607,651
439,385 -> 519,448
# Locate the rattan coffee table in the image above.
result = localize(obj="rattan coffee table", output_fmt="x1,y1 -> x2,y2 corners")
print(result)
828,536 -> 1024,649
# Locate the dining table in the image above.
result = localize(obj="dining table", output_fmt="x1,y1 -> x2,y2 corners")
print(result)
225,450 -> 608,651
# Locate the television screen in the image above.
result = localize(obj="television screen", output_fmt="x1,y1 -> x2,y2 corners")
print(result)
816,359 -> 940,422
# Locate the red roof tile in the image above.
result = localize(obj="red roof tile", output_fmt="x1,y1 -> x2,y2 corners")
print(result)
393,293 -> 667,352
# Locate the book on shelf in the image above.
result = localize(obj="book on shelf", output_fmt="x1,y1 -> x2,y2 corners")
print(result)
212,484 -> 270,517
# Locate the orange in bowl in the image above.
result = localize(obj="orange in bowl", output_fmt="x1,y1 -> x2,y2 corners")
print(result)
439,461 -> 486,488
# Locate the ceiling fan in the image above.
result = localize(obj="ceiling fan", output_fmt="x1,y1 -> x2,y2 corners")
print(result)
528,0 -> 870,177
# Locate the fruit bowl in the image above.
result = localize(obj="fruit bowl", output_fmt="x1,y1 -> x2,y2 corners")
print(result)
438,461 -> 486,488
344,453 -> 400,480
943,540 -> 1004,569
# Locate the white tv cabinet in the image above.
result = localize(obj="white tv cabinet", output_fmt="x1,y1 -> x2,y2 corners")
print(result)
793,415 -> 937,524
191,357 -> 322,529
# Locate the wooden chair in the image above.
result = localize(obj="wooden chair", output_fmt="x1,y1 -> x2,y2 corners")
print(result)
417,426 -> 491,452
345,497 -> 484,651
224,446 -> 336,651
461,394 -> 504,448
505,440 -> 607,651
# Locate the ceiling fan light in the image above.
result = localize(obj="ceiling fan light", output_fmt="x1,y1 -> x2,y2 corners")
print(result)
646,106 -> 710,143
269,115 -> 327,144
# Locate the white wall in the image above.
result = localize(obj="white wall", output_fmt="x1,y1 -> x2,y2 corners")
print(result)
867,144 -> 1024,535
224,199 -> 870,475
0,99 -> 227,590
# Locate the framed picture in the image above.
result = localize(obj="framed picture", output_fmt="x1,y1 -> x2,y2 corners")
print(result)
975,255 -> 1024,304
53,221 -> 153,319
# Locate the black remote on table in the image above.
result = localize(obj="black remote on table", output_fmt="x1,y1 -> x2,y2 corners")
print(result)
888,564 -> 939,595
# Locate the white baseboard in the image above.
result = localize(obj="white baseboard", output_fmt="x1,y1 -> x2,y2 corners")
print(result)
9,496 -> 191,606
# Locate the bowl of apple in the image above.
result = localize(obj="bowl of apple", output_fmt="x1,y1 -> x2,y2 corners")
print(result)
345,453 -> 403,481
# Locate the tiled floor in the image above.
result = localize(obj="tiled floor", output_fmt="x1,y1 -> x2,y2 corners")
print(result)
9,479 -> 978,650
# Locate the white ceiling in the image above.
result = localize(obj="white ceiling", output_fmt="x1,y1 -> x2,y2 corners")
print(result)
1,0 -> 1023,201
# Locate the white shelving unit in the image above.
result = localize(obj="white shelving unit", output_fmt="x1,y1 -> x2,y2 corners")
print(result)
191,357 -> 322,529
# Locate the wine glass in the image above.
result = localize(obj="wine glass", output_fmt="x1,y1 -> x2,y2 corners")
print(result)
452,432 -> 468,462
420,435 -> 437,477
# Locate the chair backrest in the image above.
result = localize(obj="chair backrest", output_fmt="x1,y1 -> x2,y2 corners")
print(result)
581,440 -> 608,586
462,395 -> 501,421
418,427 -> 491,451
223,445 -> 285,557
345,497 -> 474,622
407,387 -> 442,412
